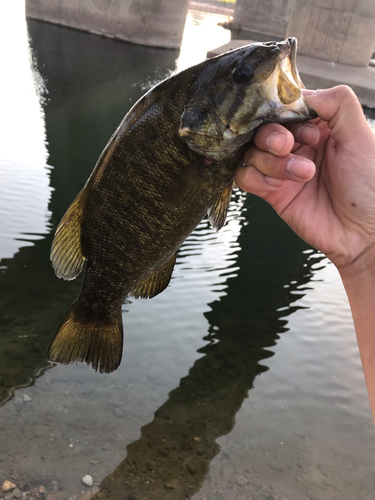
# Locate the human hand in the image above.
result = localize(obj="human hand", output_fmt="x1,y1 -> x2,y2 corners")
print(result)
235,85 -> 375,278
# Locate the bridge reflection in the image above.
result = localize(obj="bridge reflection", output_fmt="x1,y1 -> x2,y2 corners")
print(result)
93,196 -> 322,500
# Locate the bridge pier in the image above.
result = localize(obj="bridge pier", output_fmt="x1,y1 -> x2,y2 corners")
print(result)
287,0 -> 375,67
232,0 -> 375,67
26,0 -> 189,49
233,0 -> 294,39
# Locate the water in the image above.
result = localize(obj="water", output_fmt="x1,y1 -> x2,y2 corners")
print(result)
0,3 -> 375,500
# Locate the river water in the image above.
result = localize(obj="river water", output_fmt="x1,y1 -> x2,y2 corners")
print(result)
0,3 -> 374,500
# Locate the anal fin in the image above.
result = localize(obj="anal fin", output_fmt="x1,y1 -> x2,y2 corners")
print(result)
130,254 -> 177,299
51,189 -> 87,280
207,180 -> 234,232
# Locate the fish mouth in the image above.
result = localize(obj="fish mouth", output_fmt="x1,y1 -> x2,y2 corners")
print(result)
275,37 -> 303,105
263,37 -> 316,119
287,37 -> 304,90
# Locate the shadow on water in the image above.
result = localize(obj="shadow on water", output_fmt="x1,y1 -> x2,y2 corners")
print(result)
93,196 -> 323,500
0,233 -> 64,404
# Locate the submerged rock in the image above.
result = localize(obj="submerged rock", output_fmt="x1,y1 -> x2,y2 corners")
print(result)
235,475 -> 248,486
165,479 -> 179,489
81,476 -> 93,487
50,481 -> 59,492
2,481 -> 16,493
13,398 -> 23,412
38,485 -> 47,498
12,488 -> 22,499
46,495 -> 63,500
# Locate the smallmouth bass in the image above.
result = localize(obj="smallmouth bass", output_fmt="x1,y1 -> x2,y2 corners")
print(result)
49,37 -> 315,373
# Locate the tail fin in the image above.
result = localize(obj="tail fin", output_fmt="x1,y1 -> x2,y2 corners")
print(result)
48,306 -> 123,374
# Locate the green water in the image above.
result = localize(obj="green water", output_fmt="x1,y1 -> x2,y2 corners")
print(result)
0,5 -> 374,500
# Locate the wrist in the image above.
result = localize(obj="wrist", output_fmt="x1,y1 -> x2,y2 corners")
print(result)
337,243 -> 375,338
337,243 -> 375,284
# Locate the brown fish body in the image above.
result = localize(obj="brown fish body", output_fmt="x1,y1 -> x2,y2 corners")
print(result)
79,73 -> 239,319
49,38 -> 315,373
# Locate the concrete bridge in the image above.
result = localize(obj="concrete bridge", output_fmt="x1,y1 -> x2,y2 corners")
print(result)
26,0 -> 375,106
234,0 -> 375,67
26,0 -> 190,49
26,0 -> 375,66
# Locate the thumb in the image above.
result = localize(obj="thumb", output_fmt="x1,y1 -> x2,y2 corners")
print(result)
302,86 -> 370,144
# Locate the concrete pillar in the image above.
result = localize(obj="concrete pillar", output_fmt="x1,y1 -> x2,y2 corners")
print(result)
26,0 -> 189,49
233,0 -> 295,38
286,0 -> 375,66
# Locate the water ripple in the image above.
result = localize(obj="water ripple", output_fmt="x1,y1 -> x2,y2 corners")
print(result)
0,160 -> 52,262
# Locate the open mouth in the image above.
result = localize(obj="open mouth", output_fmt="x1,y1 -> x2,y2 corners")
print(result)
276,37 -> 303,105
281,38 -> 304,88
259,37 -> 306,110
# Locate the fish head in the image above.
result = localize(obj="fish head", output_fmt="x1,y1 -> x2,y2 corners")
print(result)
179,37 -> 316,160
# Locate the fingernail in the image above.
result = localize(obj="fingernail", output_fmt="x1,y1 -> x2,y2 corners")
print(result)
287,158 -> 314,180
296,123 -> 318,144
267,132 -> 286,153
265,176 -> 285,187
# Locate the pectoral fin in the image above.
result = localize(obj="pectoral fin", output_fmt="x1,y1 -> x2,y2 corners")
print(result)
130,253 -> 177,299
164,159 -> 210,209
207,181 -> 234,232
50,189 -> 87,280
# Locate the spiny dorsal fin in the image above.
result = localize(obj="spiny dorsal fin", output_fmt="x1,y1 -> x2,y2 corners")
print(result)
48,305 -> 123,374
50,189 -> 87,280
164,159 -> 210,209
130,253 -> 177,299
207,180 -> 234,232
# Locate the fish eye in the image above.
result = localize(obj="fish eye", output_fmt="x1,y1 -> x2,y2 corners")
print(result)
232,65 -> 253,84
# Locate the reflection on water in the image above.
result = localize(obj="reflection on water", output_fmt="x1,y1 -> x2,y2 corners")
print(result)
0,6 -> 375,500
93,196 -> 324,500
0,1 -> 51,262
0,160 -> 52,261
0,2 -> 47,166
0,2 -> 54,403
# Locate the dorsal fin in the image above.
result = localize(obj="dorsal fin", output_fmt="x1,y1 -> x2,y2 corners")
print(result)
130,253 -> 177,299
50,189 -> 87,280
207,180 -> 234,232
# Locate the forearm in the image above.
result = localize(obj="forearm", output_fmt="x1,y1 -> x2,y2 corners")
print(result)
339,246 -> 375,422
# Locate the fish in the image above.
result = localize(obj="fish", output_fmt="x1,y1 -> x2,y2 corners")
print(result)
48,37 -> 315,373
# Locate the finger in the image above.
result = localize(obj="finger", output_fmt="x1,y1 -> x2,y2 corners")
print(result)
235,164 -> 286,197
235,164 -> 308,214
301,86 -> 370,144
252,123 -> 295,156
286,122 -> 320,146
244,148 -> 316,182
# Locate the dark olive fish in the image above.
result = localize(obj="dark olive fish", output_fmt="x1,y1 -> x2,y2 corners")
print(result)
49,37 -> 315,373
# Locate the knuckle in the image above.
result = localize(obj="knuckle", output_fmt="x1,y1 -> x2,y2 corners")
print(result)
334,85 -> 359,104
256,123 -> 284,142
